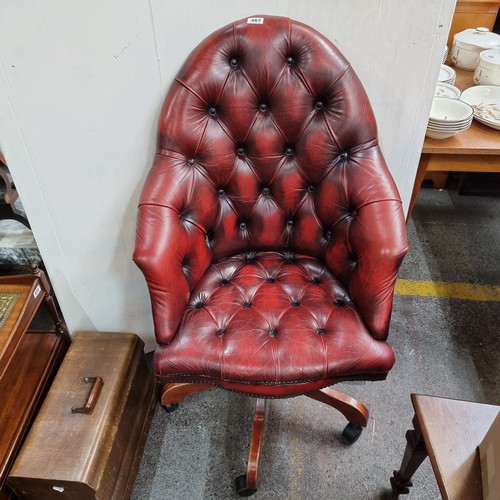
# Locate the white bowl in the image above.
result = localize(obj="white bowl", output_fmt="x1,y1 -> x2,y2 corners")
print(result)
426,120 -> 472,131
427,116 -> 473,128
425,129 -> 457,139
426,120 -> 472,139
429,114 -> 472,127
428,97 -> 474,123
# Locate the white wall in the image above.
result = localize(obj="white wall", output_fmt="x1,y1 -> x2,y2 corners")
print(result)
0,0 -> 456,349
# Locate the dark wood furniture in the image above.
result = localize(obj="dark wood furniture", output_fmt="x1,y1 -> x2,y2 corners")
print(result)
391,394 -> 500,499
0,266 -> 69,500
8,331 -> 157,500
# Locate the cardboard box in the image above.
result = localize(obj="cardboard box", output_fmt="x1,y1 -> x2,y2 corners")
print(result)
479,411 -> 500,500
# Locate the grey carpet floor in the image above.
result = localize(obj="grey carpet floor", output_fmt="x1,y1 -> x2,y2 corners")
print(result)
131,183 -> 500,500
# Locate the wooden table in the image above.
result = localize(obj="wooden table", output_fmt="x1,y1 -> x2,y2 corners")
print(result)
391,394 -> 500,499
407,68 -> 500,219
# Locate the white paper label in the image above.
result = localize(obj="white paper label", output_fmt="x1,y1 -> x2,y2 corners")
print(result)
247,17 -> 264,24
33,284 -> 41,299
52,486 -> 65,493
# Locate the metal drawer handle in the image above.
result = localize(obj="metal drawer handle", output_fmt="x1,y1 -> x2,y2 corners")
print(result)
71,376 -> 104,414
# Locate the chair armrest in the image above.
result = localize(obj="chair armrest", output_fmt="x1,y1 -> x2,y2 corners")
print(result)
345,199 -> 408,340
134,203 -> 211,344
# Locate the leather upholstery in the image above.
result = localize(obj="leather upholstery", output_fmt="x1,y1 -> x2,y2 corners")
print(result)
134,15 -> 408,397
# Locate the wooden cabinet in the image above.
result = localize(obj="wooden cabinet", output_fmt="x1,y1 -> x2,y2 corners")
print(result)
0,266 -> 69,500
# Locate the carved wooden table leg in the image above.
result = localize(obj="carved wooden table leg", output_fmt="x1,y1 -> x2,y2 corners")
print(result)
391,415 -> 428,495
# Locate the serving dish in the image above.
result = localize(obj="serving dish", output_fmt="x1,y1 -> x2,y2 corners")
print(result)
461,85 -> 500,130
451,27 -> 500,71
474,49 -> 500,86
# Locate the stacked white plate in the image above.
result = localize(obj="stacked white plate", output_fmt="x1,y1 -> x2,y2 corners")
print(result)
435,82 -> 461,99
461,85 -> 500,130
426,97 -> 474,139
442,45 -> 449,64
438,64 -> 456,85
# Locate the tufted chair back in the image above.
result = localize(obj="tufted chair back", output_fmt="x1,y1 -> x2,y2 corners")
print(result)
135,15 -> 408,348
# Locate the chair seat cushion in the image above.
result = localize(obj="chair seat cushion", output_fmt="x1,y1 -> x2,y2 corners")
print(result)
154,251 -> 395,392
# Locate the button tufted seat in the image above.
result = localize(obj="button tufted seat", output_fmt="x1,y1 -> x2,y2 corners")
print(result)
134,14 -> 408,496
155,251 -> 395,395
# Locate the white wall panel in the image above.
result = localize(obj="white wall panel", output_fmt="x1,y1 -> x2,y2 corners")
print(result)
0,1 -> 456,348
150,0 -> 287,87
288,0 -> 456,211
0,0 -> 161,347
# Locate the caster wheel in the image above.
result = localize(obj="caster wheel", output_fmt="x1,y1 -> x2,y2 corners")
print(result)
162,403 -> 179,414
341,422 -> 363,444
235,474 -> 257,497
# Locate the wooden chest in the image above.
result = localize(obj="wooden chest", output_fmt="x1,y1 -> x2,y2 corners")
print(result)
8,331 -> 157,500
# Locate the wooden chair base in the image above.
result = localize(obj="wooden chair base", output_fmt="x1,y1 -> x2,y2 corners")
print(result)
306,386 -> 369,427
161,382 -> 214,406
235,398 -> 266,496
160,383 -> 368,495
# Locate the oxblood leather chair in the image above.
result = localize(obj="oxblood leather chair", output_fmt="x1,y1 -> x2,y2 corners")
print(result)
134,15 -> 408,496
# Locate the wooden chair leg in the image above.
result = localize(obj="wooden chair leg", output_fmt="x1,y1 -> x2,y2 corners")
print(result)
161,382 -> 214,407
305,386 -> 369,427
306,386 -> 369,443
235,398 -> 267,496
